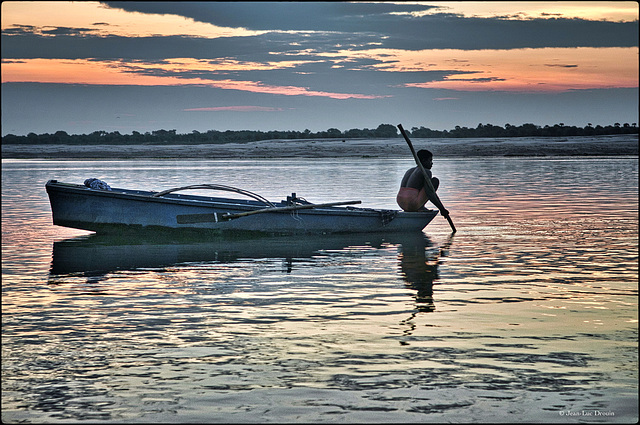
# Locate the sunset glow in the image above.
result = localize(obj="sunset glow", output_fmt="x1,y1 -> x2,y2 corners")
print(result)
0,57 -> 384,99
1,1 -> 263,38
400,47 -> 639,92
1,57 -> 320,83
313,46 -> 639,92
2,1 -> 637,94
2,1 -> 637,134
421,1 -> 639,22
3,47 -> 637,94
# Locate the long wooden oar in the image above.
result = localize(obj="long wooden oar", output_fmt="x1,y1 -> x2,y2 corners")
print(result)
177,200 -> 361,224
398,124 -> 456,233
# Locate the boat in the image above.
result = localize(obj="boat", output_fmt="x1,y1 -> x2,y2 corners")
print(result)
45,180 -> 438,235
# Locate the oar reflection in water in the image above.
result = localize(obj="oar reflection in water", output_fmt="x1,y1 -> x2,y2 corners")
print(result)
398,234 -> 454,313
397,234 -> 454,345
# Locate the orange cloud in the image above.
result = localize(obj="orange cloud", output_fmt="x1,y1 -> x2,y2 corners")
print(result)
0,58 -> 385,99
409,1 -> 639,22
1,1 -> 263,38
336,47 -> 638,92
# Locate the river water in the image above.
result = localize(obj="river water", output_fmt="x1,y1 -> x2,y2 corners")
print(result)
2,156 -> 638,423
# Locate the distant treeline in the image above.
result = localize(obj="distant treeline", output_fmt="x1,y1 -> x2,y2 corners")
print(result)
2,122 -> 638,145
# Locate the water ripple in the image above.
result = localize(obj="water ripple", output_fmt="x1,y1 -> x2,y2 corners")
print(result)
2,157 -> 637,423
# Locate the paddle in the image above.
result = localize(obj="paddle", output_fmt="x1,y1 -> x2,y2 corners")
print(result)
397,124 -> 456,233
177,200 -> 362,224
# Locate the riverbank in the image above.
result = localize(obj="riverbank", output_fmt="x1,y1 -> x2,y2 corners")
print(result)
2,134 -> 637,159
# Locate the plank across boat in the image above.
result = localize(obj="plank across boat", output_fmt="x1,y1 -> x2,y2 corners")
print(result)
45,180 -> 437,235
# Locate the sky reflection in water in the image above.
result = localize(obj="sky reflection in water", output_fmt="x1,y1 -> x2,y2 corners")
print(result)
2,157 -> 637,423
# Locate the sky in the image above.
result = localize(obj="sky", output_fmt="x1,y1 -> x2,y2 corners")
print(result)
1,1 -> 638,136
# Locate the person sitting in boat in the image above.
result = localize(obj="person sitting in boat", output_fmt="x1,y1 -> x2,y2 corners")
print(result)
397,149 -> 449,216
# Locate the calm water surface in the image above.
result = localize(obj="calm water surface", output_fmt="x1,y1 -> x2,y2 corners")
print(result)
2,157 -> 638,423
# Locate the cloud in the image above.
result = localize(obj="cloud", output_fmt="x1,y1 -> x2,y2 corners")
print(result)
99,2 -> 638,50
40,26 -> 99,36
1,57 -> 391,99
101,2 -> 436,32
184,106 -> 284,112
443,76 -> 507,83
544,64 -> 579,68
3,3 -> 637,65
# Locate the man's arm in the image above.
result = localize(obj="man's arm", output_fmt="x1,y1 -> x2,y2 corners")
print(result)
425,187 -> 448,215
418,171 -> 449,216
409,168 -> 449,215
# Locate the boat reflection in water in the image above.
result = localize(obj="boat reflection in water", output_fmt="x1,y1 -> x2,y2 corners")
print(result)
49,231 -> 450,311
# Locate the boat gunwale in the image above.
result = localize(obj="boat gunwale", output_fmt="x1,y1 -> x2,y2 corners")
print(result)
45,180 -> 437,218
46,181 -> 283,214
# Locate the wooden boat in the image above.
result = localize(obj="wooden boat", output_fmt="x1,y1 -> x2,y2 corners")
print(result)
45,180 -> 437,235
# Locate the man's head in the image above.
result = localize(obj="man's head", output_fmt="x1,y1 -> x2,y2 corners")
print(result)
417,149 -> 433,169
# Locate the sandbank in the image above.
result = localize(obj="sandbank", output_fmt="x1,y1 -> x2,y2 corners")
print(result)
2,135 -> 637,159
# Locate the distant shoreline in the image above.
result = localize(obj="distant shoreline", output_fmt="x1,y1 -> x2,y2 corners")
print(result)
2,135 -> 637,159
